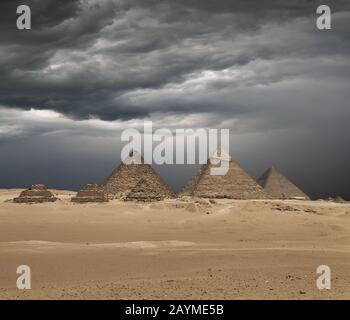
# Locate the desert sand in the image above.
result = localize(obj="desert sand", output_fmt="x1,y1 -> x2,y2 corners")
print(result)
0,189 -> 349,300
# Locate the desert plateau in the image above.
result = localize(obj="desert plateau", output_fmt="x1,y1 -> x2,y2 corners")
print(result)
0,189 -> 349,300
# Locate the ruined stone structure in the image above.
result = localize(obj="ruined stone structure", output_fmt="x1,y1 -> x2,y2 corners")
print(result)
125,179 -> 168,202
71,183 -> 109,203
257,167 -> 309,200
13,184 -> 58,203
103,151 -> 176,199
179,149 -> 269,199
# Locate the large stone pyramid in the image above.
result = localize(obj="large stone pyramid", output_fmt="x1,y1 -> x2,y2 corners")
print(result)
103,150 -> 176,199
13,184 -> 58,203
179,149 -> 269,199
71,183 -> 109,203
257,167 -> 309,200
125,178 -> 167,202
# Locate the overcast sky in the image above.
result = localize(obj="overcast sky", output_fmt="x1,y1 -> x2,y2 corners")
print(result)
0,0 -> 349,199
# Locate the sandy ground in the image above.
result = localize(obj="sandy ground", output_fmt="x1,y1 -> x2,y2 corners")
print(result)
0,189 -> 349,300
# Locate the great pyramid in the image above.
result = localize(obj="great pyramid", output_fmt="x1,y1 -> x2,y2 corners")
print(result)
71,183 -> 109,203
179,149 -> 269,199
125,178 -> 168,202
103,150 -> 176,199
13,184 -> 58,203
257,167 -> 309,200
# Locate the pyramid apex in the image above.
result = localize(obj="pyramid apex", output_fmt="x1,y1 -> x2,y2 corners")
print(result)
123,149 -> 144,164
267,166 -> 283,176
268,166 -> 276,172
209,147 -> 231,163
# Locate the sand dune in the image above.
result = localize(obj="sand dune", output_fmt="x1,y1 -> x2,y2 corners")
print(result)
0,189 -> 349,299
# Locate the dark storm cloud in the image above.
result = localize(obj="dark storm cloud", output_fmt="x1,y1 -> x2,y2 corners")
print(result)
0,0 -> 349,120
1,0 -> 350,199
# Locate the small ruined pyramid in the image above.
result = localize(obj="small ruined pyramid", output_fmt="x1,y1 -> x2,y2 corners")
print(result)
103,150 -> 176,199
257,167 -> 309,200
180,148 -> 269,199
71,183 -> 109,203
125,178 -> 167,202
13,184 -> 58,203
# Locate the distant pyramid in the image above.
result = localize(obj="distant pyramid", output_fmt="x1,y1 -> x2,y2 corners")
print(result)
71,183 -> 108,203
257,167 -> 309,200
179,149 -> 269,199
13,184 -> 58,203
103,150 -> 176,199
125,178 -> 168,202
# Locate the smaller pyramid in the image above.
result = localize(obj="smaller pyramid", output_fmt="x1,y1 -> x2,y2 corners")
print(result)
325,196 -> 346,203
257,167 -> 309,200
13,184 -> 58,203
71,183 -> 109,203
125,179 -> 170,202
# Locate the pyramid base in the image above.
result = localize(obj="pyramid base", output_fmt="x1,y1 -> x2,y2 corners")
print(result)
71,197 -> 109,203
13,197 -> 58,203
125,197 -> 164,202
181,192 -> 270,200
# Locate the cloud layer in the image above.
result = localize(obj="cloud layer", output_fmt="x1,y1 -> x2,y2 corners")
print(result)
0,0 -> 350,199
1,0 -> 349,121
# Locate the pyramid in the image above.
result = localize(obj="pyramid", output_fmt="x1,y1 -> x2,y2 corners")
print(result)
179,149 -> 269,199
71,183 -> 109,203
125,178 -> 167,202
257,167 -> 309,200
13,184 -> 58,203
103,150 -> 176,199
